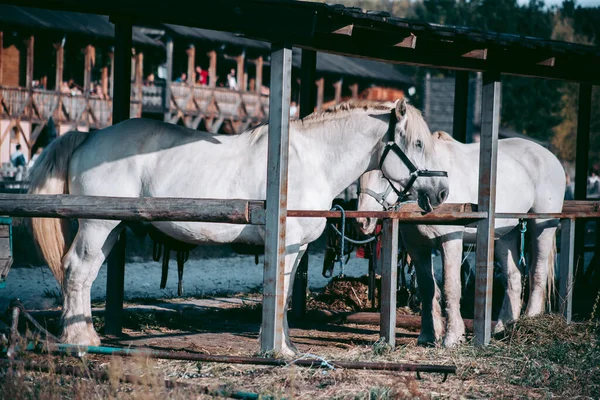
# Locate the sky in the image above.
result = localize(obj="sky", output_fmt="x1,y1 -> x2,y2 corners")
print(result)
516,0 -> 600,6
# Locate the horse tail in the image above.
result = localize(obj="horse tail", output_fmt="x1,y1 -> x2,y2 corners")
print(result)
547,233 -> 557,311
28,130 -> 91,287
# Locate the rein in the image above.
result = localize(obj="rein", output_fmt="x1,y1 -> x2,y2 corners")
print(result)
378,110 -> 448,205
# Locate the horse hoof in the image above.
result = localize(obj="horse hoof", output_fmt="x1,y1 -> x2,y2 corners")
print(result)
442,335 -> 465,348
417,334 -> 437,347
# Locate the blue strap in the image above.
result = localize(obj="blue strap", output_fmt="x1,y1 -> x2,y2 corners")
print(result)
519,219 -> 527,268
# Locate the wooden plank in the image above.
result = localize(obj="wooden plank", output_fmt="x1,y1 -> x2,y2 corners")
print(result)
452,70 -> 469,143
473,71 -> 501,346
574,84 -> 592,286
299,49 -> 316,118
559,218 -> 575,323
380,218 -> 399,347
394,34 -> 416,49
261,43 -> 292,353
0,194 -> 265,224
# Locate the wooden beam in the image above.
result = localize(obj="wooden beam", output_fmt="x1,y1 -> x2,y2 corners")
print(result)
237,53 -> 245,92
332,24 -> 353,36
83,44 -> 95,96
574,84 -> 592,285
261,43 -> 292,353
559,218 -> 575,323
537,57 -> 555,67
25,36 -> 34,90
163,36 -> 173,121
0,32 -> 3,85
101,66 -> 108,99
462,49 -> 487,60
452,71 -> 469,143
473,71 -> 501,346
316,77 -> 324,112
299,49 -> 316,118
349,83 -> 358,100
186,45 -> 195,85
54,42 -> 64,92
208,50 -> 217,88
108,50 -> 114,99
255,56 -> 263,95
135,51 -> 143,101
380,218 -> 399,347
333,78 -> 342,105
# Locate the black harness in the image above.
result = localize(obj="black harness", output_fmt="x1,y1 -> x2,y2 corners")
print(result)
378,110 -> 448,205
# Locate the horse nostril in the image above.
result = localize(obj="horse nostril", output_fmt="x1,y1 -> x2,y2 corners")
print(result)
438,189 -> 448,203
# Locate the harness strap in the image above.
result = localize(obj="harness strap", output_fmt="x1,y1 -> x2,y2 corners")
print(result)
519,219 -> 527,269
359,186 -> 394,210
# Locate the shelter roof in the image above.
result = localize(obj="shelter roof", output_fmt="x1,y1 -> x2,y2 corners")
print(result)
0,5 -> 162,46
1,0 -> 599,83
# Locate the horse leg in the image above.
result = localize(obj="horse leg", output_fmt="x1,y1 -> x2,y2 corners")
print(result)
61,219 -> 122,345
440,237 -> 466,347
411,247 -> 443,345
493,228 -> 522,333
524,219 -> 558,317
281,244 -> 308,356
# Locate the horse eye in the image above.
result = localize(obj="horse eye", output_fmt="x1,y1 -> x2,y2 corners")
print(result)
416,140 -> 423,149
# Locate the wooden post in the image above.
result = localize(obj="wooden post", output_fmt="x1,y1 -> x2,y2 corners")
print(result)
25,36 -> 34,90
208,50 -> 217,88
350,83 -> 359,100
237,53 -> 245,92
83,44 -> 95,96
105,18 -> 132,337
559,218 -> 575,323
473,71 -> 501,346
452,70 -> 469,143
135,52 -> 143,100
255,56 -> 263,94
164,37 -> 173,121
186,45 -> 195,85
380,218 -> 399,347
108,50 -> 114,99
316,77 -> 324,112
101,66 -> 108,99
574,84 -> 592,286
54,42 -> 64,92
261,43 -> 292,353
291,49 -> 317,320
333,78 -> 342,105
0,32 -> 4,85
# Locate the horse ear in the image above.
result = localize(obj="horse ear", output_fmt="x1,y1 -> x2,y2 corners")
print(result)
395,98 -> 407,119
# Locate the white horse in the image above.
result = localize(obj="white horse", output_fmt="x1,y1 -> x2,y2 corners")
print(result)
357,131 -> 565,347
28,99 -> 449,355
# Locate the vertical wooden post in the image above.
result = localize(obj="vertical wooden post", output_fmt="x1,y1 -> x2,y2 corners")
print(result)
25,36 -> 34,90
105,18 -> 132,337
108,50 -> 115,99
350,83 -> 359,100
54,42 -> 64,91
559,218 -> 575,323
83,44 -> 95,96
261,43 -> 292,353
163,36 -> 173,121
255,56 -> 263,95
0,32 -> 3,85
380,218 -> 399,347
186,45 -> 195,85
291,49 -> 317,320
316,77 -> 324,112
473,71 -> 501,346
101,66 -> 108,99
574,84 -> 592,286
135,52 -> 143,100
237,53 -> 245,92
452,70 -> 469,143
333,78 -> 342,105
208,50 -> 217,88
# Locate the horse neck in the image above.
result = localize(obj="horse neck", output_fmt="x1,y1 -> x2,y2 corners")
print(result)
294,113 -> 387,200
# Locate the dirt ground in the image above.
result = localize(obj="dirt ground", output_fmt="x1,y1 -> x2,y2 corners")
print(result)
1,279 -> 600,399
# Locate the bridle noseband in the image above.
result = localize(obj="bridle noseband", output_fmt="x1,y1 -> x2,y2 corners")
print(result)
377,109 -> 448,204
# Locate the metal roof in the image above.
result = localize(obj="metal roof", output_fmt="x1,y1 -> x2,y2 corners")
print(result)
0,5 -> 162,46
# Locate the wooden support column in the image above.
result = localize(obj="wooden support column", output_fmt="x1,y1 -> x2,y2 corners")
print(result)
101,66 -> 108,99
380,218 -> 399,347
473,71 -> 501,346
25,36 -> 34,90
0,32 -> 4,85
255,56 -> 263,94
560,218 -> 575,323
316,77 -> 324,112
452,71 -> 469,143
291,49 -> 317,320
135,52 -> 143,100
54,42 -> 64,92
105,18 -> 132,337
108,50 -> 115,99
186,45 -> 195,85
333,78 -> 342,105
163,36 -> 173,121
237,53 -> 245,92
261,43 -> 292,353
574,84 -> 592,286
350,83 -> 359,100
208,50 -> 217,88
83,45 -> 95,96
